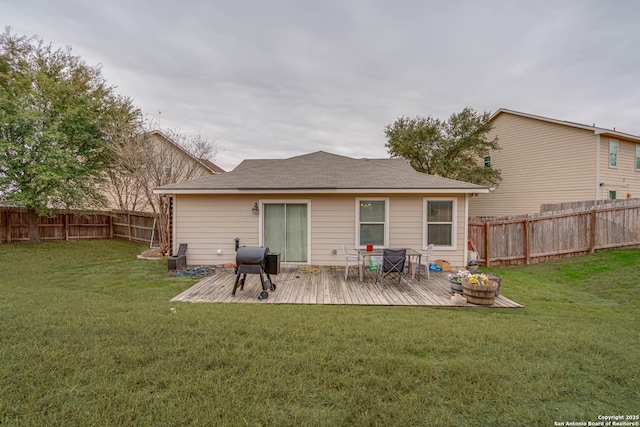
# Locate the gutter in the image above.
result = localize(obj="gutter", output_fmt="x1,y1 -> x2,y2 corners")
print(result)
153,188 -> 491,195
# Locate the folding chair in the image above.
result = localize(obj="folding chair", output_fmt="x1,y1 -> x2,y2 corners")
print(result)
378,248 -> 408,291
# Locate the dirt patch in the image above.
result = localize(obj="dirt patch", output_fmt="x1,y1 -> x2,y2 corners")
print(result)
137,247 -> 166,260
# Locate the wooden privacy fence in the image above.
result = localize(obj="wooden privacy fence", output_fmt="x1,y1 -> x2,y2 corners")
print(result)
469,200 -> 640,267
110,210 -> 158,245
0,207 -> 156,245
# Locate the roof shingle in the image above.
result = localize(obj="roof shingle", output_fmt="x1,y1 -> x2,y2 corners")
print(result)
156,151 -> 487,193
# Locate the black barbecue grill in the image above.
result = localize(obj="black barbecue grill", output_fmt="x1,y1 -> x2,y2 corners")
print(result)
233,246 -> 280,299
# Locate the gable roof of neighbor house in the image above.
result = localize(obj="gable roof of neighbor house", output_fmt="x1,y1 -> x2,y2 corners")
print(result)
155,151 -> 488,194
149,130 -> 225,174
491,109 -> 640,143
198,158 -> 226,173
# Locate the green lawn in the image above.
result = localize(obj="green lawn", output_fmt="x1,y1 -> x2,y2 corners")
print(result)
0,240 -> 638,426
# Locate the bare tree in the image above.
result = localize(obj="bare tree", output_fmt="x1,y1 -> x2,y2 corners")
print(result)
103,120 -> 146,212
105,125 -> 218,250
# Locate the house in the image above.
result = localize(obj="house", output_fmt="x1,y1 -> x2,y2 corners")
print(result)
154,151 -> 488,268
104,130 -> 224,212
469,109 -> 640,217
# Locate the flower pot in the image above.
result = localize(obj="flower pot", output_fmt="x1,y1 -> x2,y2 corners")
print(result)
486,274 -> 502,296
449,278 -> 463,294
462,278 -> 499,306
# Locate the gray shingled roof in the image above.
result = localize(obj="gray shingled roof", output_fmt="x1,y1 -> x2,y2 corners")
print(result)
155,151 -> 488,193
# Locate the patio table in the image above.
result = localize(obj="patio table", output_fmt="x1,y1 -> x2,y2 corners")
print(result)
357,248 -> 423,282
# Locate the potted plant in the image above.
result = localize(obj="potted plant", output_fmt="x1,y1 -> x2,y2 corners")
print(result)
485,273 -> 502,296
448,270 -> 471,294
462,273 -> 499,305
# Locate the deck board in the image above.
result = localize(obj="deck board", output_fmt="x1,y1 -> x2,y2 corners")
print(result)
171,266 -> 524,308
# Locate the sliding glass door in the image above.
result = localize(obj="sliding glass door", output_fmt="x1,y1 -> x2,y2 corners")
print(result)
263,203 -> 308,262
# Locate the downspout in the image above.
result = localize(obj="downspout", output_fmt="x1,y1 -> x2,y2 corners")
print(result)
595,132 -> 601,200
463,193 -> 469,267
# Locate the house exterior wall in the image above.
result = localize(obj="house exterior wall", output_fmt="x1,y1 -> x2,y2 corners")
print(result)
469,113 -> 598,217
173,193 -> 468,268
599,137 -> 640,200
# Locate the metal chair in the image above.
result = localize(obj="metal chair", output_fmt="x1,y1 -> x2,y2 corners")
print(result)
411,244 -> 434,279
378,248 -> 407,291
341,244 -> 360,280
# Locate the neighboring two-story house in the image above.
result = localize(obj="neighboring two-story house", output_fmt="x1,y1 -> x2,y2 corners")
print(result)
469,109 -> 640,217
104,130 -> 223,212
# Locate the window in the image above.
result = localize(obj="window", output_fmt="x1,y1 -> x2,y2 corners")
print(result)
425,199 -> 456,249
484,156 -> 492,168
357,199 -> 387,247
609,139 -> 618,167
609,190 -> 617,200
636,145 -> 640,170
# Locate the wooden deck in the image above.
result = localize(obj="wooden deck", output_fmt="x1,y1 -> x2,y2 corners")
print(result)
171,265 -> 524,308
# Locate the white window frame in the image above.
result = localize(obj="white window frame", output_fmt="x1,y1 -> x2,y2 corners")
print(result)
636,145 -> 640,171
609,139 -> 619,168
423,197 -> 457,251
484,155 -> 492,168
355,198 -> 389,249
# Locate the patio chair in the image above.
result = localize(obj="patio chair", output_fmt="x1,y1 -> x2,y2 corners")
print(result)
378,248 -> 408,291
410,244 -> 434,280
341,244 -> 360,280
168,243 -> 187,272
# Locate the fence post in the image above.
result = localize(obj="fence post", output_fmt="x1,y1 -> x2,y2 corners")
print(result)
64,212 -> 69,241
5,210 -> 11,244
589,208 -> 596,254
524,218 -> 530,265
127,212 -> 132,241
484,221 -> 491,267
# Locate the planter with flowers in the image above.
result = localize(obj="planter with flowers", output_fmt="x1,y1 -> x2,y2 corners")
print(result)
462,273 -> 499,305
448,270 -> 471,294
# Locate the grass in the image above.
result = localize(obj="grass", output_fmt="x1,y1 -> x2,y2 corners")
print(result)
0,240 -> 638,426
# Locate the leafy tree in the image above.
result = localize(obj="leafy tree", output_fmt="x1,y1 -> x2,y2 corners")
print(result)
384,107 -> 502,187
0,28 -> 141,242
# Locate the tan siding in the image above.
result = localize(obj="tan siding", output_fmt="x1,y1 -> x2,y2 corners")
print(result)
175,193 -> 469,269
470,113 -> 598,216
175,195 -> 260,266
600,138 -> 640,200
388,196 -> 423,249
311,196 -> 356,266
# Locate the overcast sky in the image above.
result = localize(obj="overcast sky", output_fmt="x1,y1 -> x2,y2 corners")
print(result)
3,0 -> 639,170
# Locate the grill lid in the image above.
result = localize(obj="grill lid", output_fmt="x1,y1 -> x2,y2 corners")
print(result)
236,246 -> 270,265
